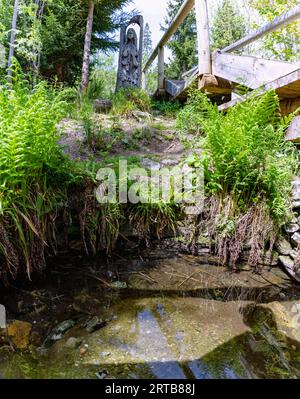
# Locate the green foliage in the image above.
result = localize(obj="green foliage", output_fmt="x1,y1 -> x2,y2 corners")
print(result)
151,99 -> 182,118
0,73 -> 76,278
249,0 -> 300,61
87,54 -> 117,100
162,0 -> 197,79
0,0 -> 132,84
178,90 -> 297,221
176,89 -> 212,134
112,88 -> 151,117
211,0 -> 247,51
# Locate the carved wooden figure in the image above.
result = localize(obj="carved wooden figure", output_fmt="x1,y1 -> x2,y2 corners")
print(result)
116,15 -> 144,91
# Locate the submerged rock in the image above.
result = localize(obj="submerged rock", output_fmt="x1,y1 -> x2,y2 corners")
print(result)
50,320 -> 75,341
111,281 -> 127,289
85,316 -> 106,333
65,337 -> 82,349
7,320 -> 32,350
0,304 -> 6,329
95,370 -> 108,379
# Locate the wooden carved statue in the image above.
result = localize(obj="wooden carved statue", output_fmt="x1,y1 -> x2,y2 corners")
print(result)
116,15 -> 144,91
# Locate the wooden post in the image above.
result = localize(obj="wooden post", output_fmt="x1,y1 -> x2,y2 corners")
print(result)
158,46 -> 165,92
195,0 -> 211,75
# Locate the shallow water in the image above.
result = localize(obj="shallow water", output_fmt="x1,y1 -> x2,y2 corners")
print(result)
1,253 -> 300,379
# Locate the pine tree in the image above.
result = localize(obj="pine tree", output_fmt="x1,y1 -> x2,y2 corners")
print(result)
211,0 -> 247,51
161,0 -> 197,79
143,22 -> 153,61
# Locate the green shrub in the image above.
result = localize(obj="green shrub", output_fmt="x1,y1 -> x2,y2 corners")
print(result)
176,89 -> 212,134
112,88 -> 151,117
86,70 -> 106,101
151,99 -> 182,118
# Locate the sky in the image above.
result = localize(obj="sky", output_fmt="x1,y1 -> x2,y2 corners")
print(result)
120,0 -> 253,64
124,0 -> 170,50
123,0 -> 250,52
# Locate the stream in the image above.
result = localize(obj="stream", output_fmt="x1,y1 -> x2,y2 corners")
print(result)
0,250 -> 300,379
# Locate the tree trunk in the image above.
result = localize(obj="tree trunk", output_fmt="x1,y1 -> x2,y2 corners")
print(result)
7,0 -> 19,84
32,0 -> 45,84
80,0 -> 95,93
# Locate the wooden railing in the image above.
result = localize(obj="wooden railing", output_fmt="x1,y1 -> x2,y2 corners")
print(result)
142,0 -> 300,96
142,0 -> 211,93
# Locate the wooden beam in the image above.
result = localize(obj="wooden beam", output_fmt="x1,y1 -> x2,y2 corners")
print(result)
158,46 -> 165,92
218,69 -> 300,112
199,73 -> 232,94
221,4 -> 300,53
280,97 -> 300,116
195,0 -> 211,75
213,52 -> 300,89
143,0 -> 195,72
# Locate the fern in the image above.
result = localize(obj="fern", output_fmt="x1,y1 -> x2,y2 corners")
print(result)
177,90 -> 297,222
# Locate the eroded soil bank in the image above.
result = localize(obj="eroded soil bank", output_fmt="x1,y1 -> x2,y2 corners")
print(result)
1,248 -> 300,379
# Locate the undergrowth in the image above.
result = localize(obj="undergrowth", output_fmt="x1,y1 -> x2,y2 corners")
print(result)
179,89 -> 299,266
111,88 -> 151,117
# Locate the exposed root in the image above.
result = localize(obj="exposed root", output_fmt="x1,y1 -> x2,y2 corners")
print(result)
191,194 -> 278,268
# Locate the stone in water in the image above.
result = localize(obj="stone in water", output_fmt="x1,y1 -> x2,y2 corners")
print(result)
0,304 -> 6,329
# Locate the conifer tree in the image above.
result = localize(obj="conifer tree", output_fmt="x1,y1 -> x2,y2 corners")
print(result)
211,0 -> 247,51
162,0 -> 197,79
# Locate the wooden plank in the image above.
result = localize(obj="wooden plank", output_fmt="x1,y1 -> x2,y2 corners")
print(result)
218,69 -> 300,112
195,0 -> 211,75
221,4 -> 300,53
265,69 -> 300,97
165,79 -> 186,97
143,0 -> 195,72
213,52 -> 300,89
166,66 -> 199,99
